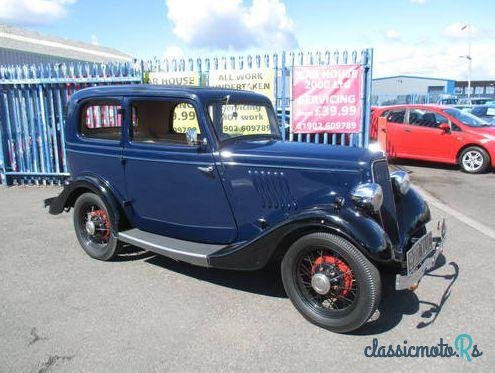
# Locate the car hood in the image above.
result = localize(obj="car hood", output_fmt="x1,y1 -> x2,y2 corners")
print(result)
218,139 -> 383,172
474,126 -> 495,135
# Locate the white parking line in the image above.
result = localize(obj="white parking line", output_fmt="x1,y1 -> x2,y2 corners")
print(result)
415,185 -> 495,241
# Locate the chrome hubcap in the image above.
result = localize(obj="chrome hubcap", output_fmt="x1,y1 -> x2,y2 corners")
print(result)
311,273 -> 331,295
85,219 -> 96,236
462,151 -> 483,171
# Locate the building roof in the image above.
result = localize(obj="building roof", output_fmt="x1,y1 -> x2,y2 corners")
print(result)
373,75 -> 455,82
0,23 -> 133,64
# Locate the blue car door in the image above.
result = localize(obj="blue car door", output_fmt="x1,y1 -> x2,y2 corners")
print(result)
122,96 -> 237,244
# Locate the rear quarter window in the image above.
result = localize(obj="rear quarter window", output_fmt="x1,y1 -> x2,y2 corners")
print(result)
80,100 -> 122,141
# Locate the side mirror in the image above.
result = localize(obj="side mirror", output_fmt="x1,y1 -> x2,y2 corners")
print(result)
185,128 -> 204,146
439,122 -> 450,132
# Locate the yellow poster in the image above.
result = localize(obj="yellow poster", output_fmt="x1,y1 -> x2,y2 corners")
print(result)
148,71 -> 200,133
208,68 -> 275,134
148,71 -> 200,86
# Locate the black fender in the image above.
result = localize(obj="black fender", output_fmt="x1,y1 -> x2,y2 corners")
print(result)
207,207 -> 393,271
45,175 -> 124,234
394,186 -> 431,258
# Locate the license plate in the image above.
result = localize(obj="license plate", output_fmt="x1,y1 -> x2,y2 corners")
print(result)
406,231 -> 434,274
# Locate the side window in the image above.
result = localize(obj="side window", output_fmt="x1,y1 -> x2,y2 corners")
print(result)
471,107 -> 486,116
486,107 -> 495,116
80,100 -> 122,141
408,109 -> 448,128
385,110 -> 406,124
131,100 -> 200,145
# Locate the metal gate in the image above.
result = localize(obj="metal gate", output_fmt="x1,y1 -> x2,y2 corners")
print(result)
0,62 -> 142,185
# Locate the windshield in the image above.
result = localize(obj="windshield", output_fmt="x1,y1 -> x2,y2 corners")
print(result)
207,100 -> 281,142
443,108 -> 492,127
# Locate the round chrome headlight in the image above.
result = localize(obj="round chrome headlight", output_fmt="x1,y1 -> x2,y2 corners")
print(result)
390,170 -> 410,195
351,183 -> 383,212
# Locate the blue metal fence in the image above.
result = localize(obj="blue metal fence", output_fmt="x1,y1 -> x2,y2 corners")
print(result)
0,50 -> 373,185
0,62 -> 142,185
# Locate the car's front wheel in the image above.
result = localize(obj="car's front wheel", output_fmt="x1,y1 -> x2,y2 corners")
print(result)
460,146 -> 490,174
73,192 -> 121,261
281,232 -> 381,333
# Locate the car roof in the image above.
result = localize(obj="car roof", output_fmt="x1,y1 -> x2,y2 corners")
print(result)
71,84 -> 271,103
373,104 -> 449,111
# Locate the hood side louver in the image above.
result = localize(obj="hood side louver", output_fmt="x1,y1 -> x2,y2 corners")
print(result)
249,169 -> 297,211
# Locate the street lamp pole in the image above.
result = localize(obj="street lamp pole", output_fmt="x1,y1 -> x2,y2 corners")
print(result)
461,24 -> 472,100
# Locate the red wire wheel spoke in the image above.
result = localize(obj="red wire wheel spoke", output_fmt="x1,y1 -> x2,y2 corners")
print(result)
296,247 -> 357,312
90,209 -> 111,240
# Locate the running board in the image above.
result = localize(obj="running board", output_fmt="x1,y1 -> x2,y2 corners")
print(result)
118,228 -> 227,267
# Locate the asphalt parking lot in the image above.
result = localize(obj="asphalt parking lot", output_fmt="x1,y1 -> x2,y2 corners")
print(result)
0,171 -> 493,372
395,161 -> 495,232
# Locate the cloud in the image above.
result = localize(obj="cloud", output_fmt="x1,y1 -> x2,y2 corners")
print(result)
0,0 -> 76,25
385,29 -> 401,41
162,45 -> 184,59
165,0 -> 298,51
442,22 -> 475,39
373,41 -> 495,80
410,0 -> 426,4
90,34 -> 98,45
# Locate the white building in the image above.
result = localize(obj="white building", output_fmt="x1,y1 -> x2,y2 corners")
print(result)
0,24 -> 133,65
372,75 -> 456,105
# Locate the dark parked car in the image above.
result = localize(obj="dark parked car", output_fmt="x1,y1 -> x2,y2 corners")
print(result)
470,105 -> 495,124
45,85 -> 446,333
457,97 -> 494,105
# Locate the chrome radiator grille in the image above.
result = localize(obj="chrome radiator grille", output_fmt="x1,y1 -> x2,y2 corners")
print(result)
372,160 -> 400,244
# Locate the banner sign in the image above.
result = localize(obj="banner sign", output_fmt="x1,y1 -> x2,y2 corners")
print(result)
208,68 -> 275,134
208,68 -> 275,103
292,65 -> 363,134
148,71 -> 200,86
148,71 -> 200,133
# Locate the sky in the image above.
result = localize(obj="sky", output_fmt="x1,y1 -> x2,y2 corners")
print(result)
0,0 -> 494,80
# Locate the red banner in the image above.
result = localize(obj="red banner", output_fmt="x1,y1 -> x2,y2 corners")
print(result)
292,65 -> 363,134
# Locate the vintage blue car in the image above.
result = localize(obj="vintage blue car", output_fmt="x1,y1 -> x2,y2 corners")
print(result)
45,85 -> 446,333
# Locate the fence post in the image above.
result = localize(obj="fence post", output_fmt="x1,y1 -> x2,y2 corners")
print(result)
363,48 -> 373,148
281,51 -> 287,141
0,116 -> 6,185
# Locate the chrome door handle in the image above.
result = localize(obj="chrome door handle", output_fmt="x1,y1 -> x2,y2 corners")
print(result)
197,165 -> 215,175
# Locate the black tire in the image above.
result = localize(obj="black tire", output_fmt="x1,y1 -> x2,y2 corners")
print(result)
73,192 -> 121,261
281,232 -> 381,333
459,146 -> 490,174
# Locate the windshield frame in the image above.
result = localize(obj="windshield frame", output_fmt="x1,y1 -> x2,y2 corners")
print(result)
443,108 -> 492,127
206,98 -> 281,146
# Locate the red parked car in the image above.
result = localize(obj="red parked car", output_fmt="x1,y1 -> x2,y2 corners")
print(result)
371,105 -> 495,173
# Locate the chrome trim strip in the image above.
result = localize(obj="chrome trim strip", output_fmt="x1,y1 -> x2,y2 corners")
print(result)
119,231 -> 211,267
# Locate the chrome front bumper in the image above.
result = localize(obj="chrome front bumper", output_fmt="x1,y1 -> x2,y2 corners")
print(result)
395,219 -> 447,291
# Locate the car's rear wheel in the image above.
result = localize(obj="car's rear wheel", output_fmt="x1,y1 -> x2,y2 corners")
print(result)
281,232 -> 381,333
73,192 -> 121,261
459,146 -> 490,174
